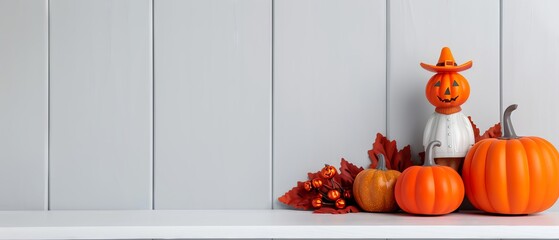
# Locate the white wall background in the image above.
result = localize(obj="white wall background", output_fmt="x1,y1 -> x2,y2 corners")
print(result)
0,0 -> 558,211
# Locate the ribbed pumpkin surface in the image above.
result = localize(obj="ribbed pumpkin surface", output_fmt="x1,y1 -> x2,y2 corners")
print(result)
395,165 -> 464,215
462,137 -> 559,214
353,168 -> 400,212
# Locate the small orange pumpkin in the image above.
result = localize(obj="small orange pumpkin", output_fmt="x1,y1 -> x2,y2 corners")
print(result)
353,154 -> 401,212
395,140 -> 464,215
462,104 -> 559,214
321,165 -> 337,179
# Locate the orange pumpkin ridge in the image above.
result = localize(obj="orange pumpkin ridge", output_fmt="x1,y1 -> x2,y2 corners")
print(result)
395,167 -> 419,213
463,140 -> 495,212
462,105 -> 559,214
533,137 -> 559,211
394,169 -> 413,213
486,140 -> 510,213
519,137 -> 546,213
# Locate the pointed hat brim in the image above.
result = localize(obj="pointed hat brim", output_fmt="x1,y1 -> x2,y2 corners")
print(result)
420,60 -> 473,73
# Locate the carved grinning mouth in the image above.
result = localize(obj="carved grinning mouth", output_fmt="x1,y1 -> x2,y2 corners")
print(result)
437,95 -> 459,103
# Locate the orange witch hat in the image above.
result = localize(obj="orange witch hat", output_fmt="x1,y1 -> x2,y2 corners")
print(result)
420,47 -> 472,73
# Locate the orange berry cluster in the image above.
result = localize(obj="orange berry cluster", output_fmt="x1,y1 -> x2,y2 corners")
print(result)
303,165 -> 351,209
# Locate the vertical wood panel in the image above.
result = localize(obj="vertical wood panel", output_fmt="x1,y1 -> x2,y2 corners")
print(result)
273,0 -> 386,208
502,0 -> 559,210
0,0 -> 47,210
50,0 -> 152,209
154,0 -> 272,209
389,0 -> 500,158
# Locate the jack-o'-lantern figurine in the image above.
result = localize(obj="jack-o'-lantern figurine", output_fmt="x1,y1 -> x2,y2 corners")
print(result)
421,47 -> 475,171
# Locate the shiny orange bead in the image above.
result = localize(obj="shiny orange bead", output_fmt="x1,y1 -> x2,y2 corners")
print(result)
335,198 -> 346,209
321,165 -> 337,179
327,189 -> 341,201
311,178 -> 323,188
311,198 -> 323,208
343,190 -> 351,199
303,181 -> 312,191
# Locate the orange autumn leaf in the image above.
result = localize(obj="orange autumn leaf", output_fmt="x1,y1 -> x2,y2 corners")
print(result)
313,205 -> 360,214
277,179 -> 319,210
468,116 -> 501,142
368,133 -> 415,172
337,158 -> 364,189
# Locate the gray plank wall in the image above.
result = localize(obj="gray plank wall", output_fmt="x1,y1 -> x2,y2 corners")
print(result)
0,0 -> 558,211
49,0 -> 153,210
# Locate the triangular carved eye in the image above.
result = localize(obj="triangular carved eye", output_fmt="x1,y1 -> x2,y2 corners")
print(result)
434,81 -> 441,87
453,80 -> 459,86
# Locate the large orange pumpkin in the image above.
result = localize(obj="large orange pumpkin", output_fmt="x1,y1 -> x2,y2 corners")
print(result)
353,154 -> 401,212
462,104 -> 559,214
425,72 -> 470,108
395,140 -> 464,215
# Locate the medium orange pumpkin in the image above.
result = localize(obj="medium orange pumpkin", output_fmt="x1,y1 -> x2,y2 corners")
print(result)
395,140 -> 464,215
462,104 -> 559,214
353,154 -> 401,212
425,72 -> 470,109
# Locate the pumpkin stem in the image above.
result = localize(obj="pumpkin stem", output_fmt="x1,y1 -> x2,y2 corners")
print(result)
376,154 -> 388,171
502,104 -> 519,139
424,140 -> 442,167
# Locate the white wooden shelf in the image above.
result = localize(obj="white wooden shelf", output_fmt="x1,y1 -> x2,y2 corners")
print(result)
0,209 -> 557,239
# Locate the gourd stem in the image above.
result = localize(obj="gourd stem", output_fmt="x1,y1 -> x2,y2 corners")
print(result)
376,154 -> 388,171
424,140 -> 442,167
503,104 -> 518,139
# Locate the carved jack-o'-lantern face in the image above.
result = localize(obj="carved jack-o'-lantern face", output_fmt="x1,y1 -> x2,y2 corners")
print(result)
425,72 -> 470,108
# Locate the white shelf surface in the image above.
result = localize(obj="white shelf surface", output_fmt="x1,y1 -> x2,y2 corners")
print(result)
0,209 -> 557,239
